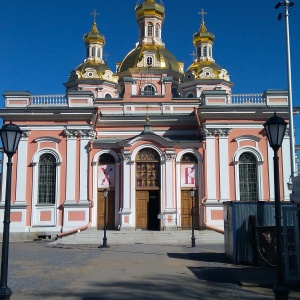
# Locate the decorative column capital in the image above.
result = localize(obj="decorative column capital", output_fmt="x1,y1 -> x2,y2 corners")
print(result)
21,130 -> 31,139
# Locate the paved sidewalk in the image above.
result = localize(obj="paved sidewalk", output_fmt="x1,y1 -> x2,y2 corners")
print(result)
4,230 -> 300,299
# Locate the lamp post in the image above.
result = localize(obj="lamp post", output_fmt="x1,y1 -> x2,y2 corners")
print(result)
189,188 -> 196,247
100,188 -> 109,248
263,113 -> 289,300
0,121 -> 22,300
275,1 -> 296,179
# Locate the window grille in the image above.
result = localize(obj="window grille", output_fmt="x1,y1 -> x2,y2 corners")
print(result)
147,57 -> 153,66
97,48 -> 100,58
99,153 -> 115,164
38,154 -> 56,204
143,85 -> 155,96
181,153 -> 197,163
92,47 -> 96,57
136,148 -> 160,188
239,152 -> 258,201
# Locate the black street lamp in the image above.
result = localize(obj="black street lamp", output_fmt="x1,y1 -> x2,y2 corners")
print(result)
189,188 -> 196,247
263,113 -> 289,300
0,121 -> 22,300
99,188 -> 109,248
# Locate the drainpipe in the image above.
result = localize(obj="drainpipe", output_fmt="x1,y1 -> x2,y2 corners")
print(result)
55,201 -> 93,239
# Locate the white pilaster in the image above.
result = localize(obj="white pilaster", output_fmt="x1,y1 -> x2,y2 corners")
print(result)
79,135 -> 91,203
119,150 -> 133,229
219,130 -> 230,201
15,131 -> 30,203
65,130 -> 77,202
206,130 -> 217,201
164,152 -> 175,209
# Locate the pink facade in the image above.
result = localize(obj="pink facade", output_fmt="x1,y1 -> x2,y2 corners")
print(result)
0,1 -> 297,236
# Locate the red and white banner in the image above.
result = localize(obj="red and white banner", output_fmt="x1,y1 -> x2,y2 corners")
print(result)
181,164 -> 197,187
98,165 -> 115,188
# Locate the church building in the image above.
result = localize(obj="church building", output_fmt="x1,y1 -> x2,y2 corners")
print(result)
0,0 -> 296,236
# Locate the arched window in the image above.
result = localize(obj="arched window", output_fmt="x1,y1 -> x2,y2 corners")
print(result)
148,23 -> 153,36
203,46 -> 207,57
197,47 -> 201,58
187,93 -> 194,98
97,48 -> 101,58
239,152 -> 258,201
38,154 -> 56,204
172,87 -> 179,98
105,93 -> 112,99
143,85 -> 155,96
146,57 -> 153,66
155,25 -> 159,38
92,47 -> 96,57
136,148 -> 160,188
181,153 -> 197,163
99,153 -> 115,165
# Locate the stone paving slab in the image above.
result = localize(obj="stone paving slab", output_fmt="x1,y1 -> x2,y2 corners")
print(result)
2,230 -> 299,299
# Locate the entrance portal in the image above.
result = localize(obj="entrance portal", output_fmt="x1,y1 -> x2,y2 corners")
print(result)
136,190 -> 160,230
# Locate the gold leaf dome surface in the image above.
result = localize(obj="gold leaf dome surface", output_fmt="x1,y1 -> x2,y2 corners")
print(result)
118,45 -> 182,73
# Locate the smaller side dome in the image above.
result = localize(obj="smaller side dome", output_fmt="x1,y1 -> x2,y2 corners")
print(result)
185,10 -> 230,83
193,22 -> 215,46
84,22 -> 105,46
135,0 -> 165,21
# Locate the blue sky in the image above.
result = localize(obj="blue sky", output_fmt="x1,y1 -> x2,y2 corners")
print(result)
1,0 -> 300,141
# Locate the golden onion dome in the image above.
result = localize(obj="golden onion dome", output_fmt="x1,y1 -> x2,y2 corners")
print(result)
117,44 -> 183,74
72,61 -> 117,83
186,60 -> 230,81
135,0 -> 165,21
193,22 -> 215,46
83,22 -> 105,46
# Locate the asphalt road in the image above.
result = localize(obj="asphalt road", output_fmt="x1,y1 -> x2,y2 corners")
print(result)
2,240 -> 300,300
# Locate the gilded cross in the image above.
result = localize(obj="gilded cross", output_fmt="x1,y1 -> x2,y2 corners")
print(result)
91,9 -> 99,23
103,52 -> 109,62
190,51 -> 196,61
198,9 -> 207,23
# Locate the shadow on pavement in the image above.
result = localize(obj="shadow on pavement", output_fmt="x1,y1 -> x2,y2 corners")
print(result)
167,252 -> 228,263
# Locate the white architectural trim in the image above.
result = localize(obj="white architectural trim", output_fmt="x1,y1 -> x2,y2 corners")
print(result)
206,135 -> 217,201
15,137 -> 28,203
66,137 -> 77,202
79,137 -> 89,203
131,144 -> 164,229
219,135 -> 230,201
31,148 -> 62,227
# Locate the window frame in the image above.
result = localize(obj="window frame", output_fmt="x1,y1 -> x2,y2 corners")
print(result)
37,154 -> 57,205
238,152 -> 258,201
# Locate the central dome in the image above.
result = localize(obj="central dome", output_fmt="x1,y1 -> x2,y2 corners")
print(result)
118,45 -> 183,73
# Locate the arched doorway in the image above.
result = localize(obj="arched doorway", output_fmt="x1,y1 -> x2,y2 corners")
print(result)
135,148 -> 160,230
97,153 -> 115,230
180,153 -> 199,229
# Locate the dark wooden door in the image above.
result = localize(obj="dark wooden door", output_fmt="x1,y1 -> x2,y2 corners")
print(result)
97,190 -> 115,230
136,190 -> 148,229
181,190 -> 199,229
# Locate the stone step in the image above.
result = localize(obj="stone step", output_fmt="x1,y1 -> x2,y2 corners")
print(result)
53,230 -> 224,245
